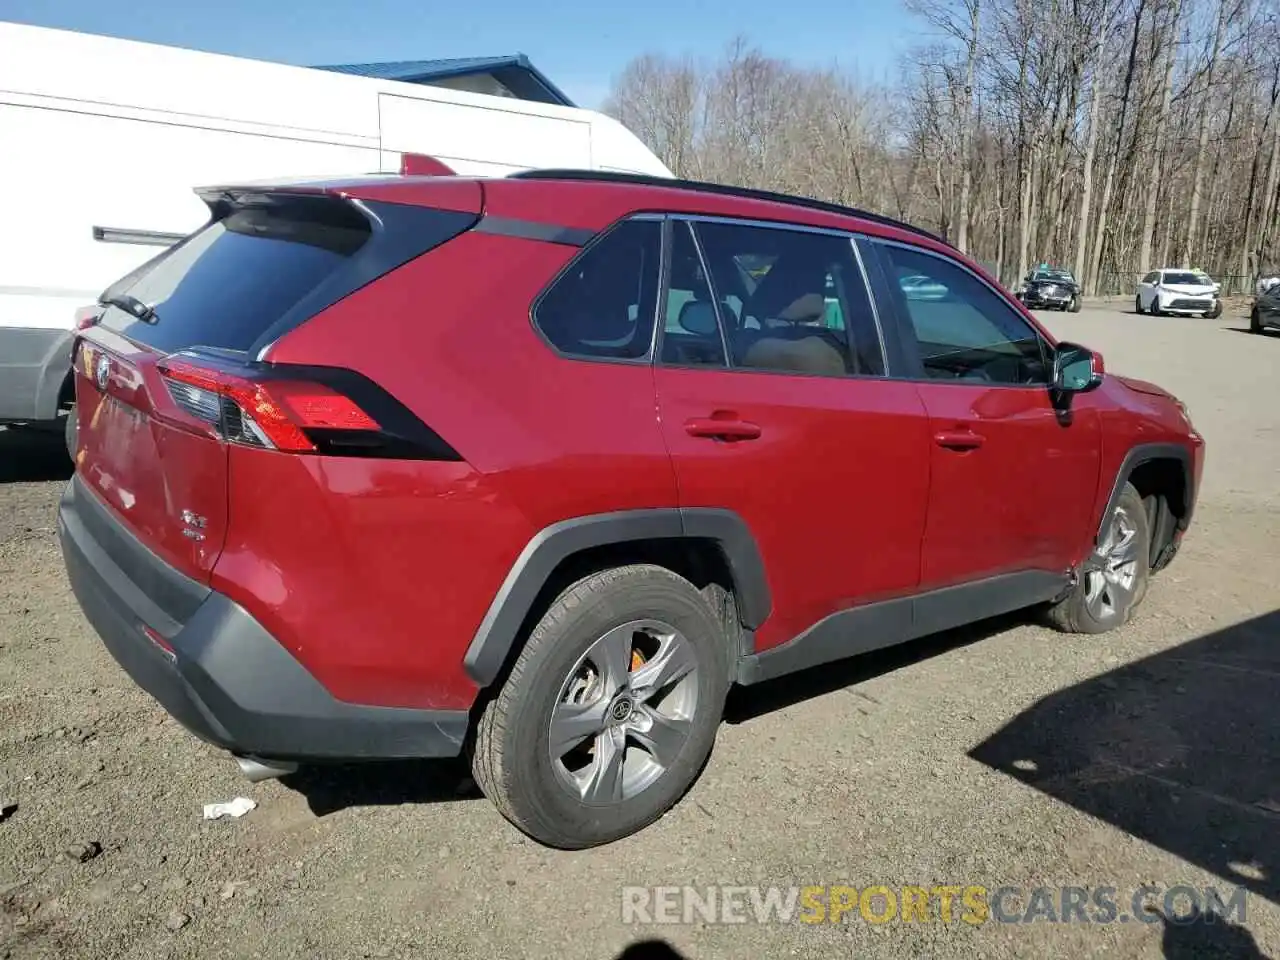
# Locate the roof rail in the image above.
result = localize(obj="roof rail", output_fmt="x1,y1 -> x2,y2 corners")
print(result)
507,169 -> 948,246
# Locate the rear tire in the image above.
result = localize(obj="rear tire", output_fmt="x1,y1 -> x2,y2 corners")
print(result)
1048,482 -> 1151,635
471,564 -> 730,849
64,405 -> 77,461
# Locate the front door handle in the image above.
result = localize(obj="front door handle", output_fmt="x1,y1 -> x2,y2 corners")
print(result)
934,428 -> 984,451
685,416 -> 762,441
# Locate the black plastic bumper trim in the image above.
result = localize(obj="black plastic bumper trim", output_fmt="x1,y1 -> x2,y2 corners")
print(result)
462,507 -> 773,688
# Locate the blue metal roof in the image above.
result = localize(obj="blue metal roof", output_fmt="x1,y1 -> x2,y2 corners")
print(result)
312,55 -> 575,107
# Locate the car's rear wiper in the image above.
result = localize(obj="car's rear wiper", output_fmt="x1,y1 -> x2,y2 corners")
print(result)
101,293 -> 159,325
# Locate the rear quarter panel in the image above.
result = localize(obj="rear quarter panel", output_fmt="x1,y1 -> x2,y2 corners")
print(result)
250,229 -> 679,708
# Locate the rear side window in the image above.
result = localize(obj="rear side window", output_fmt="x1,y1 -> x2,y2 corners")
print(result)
661,220 -> 727,367
533,218 -> 662,360
100,197 -> 375,355
692,220 -> 886,377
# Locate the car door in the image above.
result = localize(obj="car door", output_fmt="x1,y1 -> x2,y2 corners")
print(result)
1138,271 -> 1159,310
653,216 -> 932,654
862,237 -> 1102,590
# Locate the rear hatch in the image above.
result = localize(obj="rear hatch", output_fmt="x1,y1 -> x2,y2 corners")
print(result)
72,184 -> 479,585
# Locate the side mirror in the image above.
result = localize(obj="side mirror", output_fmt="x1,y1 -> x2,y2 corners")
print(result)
1052,341 -> 1104,394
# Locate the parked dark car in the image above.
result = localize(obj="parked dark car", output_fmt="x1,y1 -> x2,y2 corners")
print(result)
1251,281 -> 1280,334
58,168 -> 1203,850
1016,267 -> 1082,312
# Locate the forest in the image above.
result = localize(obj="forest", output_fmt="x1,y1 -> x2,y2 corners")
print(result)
602,0 -> 1280,295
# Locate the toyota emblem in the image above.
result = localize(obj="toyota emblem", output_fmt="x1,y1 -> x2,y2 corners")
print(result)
94,352 -> 110,390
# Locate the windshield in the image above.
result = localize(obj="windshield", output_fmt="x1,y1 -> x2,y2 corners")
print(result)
1162,271 -> 1206,286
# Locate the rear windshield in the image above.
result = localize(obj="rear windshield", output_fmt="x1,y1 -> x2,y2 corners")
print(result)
99,196 -> 371,354
1162,271 -> 1205,286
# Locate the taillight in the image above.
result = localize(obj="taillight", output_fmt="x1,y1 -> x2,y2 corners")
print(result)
158,357 -> 376,452
154,355 -> 462,461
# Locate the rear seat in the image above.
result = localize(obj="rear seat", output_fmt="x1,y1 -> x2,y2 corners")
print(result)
737,329 -> 847,376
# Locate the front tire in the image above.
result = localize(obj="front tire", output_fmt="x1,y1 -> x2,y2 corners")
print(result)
1135,296 -> 1144,315
1251,307 -> 1263,333
1069,294 -> 1082,313
1048,482 -> 1151,634
471,564 -> 730,849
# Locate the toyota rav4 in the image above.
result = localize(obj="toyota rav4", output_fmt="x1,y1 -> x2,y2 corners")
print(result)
58,168 -> 1204,849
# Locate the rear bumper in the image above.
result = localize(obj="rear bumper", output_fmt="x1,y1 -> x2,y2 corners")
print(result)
57,476 -> 468,762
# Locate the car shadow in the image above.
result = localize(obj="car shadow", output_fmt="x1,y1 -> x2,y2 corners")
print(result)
970,609 -> 1280,907
1224,326 -> 1277,336
0,426 -> 72,484
1159,905 -> 1273,959
723,610 -> 1027,724
612,942 -> 687,960
279,757 -> 481,816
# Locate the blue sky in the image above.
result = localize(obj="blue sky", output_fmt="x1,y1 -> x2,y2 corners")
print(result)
0,0 -> 919,108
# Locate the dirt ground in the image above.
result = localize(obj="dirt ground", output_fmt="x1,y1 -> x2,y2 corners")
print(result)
1,306 -> 1277,960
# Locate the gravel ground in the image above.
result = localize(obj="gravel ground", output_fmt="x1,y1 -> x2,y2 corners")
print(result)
1,306 -> 1277,960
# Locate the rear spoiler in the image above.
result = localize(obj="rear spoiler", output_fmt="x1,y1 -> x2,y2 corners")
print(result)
194,153 -> 460,208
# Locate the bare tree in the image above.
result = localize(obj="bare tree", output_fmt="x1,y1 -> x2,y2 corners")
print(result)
602,0 -> 1276,291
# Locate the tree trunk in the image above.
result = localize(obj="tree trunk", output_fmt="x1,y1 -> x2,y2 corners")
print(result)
1138,0 -> 1183,275
1075,9 -> 1112,290
1184,0 -> 1230,264
1248,78 -> 1280,276
957,0 -> 980,254
1090,0 -> 1146,291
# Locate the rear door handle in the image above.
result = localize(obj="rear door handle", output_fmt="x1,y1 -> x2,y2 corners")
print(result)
933,428 -> 984,451
685,417 -> 762,441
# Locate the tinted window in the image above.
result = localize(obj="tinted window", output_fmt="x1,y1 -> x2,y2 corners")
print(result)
661,221 -> 727,367
534,219 -> 661,360
876,243 -> 1050,385
1144,272 -> 1160,284
1161,271 -> 1204,286
692,221 -> 885,378
100,198 -> 374,354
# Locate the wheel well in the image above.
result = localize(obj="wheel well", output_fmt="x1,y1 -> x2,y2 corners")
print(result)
56,370 -> 76,412
1126,458 -> 1187,567
470,537 -> 741,705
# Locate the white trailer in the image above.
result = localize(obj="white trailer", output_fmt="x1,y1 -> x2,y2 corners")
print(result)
0,21 -> 671,435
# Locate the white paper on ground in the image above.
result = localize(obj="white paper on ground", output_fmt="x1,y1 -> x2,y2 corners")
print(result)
202,797 -> 257,820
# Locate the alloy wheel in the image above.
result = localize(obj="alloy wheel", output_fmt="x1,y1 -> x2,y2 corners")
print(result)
1085,506 -> 1141,621
548,619 -> 698,804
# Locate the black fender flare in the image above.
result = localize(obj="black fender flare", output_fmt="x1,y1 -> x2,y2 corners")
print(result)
462,507 -> 771,687
1096,442 -> 1195,545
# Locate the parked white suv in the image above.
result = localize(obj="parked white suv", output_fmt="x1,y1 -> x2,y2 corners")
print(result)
1135,269 -> 1222,317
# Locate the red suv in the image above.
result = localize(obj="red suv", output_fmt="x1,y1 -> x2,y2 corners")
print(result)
58,169 -> 1204,849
